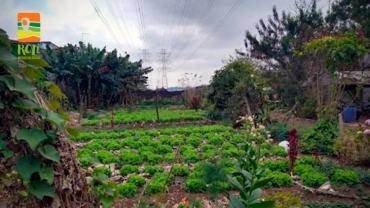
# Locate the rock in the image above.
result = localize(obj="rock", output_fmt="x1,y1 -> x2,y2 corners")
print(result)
87,167 -> 93,174
110,175 -> 125,183
329,188 -> 335,192
113,170 -> 120,176
291,175 -> 300,181
110,163 -> 115,172
318,181 -> 331,191
278,141 -> 289,152
93,164 -> 105,169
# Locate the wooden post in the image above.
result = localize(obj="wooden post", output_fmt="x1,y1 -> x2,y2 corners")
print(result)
285,102 -> 299,125
78,100 -> 84,124
155,89 -> 160,122
338,112 -> 344,137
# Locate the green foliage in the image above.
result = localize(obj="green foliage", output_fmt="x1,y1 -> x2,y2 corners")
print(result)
96,150 -> 117,164
143,165 -> 164,176
267,122 -> 290,142
295,156 -> 315,166
164,152 -> 177,163
265,172 -> 293,188
94,167 -> 112,178
145,181 -> 164,196
119,150 -> 143,165
185,178 -> 207,193
301,171 -> 328,188
182,150 -> 199,163
128,175 -> 146,187
300,118 -> 338,156
262,160 -> 289,173
115,183 -> 137,198
294,164 -> 315,176
90,168 -> 117,208
271,146 -> 288,157
265,192 -> 302,208
172,165 -> 190,177
226,143 -> 274,208
331,169 -> 360,186
119,165 -> 139,176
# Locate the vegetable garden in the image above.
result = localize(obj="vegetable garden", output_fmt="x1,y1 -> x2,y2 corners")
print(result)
73,109 -> 370,208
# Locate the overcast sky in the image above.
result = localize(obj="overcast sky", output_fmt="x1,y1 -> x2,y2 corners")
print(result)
1,0 -> 329,89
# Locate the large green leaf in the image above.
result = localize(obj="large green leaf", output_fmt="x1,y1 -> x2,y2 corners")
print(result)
1,150 -> 14,159
228,194 -> 245,208
0,47 -> 20,73
100,196 -> 115,208
0,75 -> 37,102
12,98 -> 40,110
28,179 -> 56,199
0,101 -> 4,109
14,156 -> 41,181
249,201 -> 275,208
39,166 -> 54,185
16,129 -> 48,151
36,109 -> 65,130
37,144 -> 60,163
66,127 -> 79,137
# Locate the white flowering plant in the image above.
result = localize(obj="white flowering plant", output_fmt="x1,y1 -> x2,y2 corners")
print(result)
236,114 -> 272,145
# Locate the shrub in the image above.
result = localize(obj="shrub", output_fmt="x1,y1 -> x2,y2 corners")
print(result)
294,164 -> 315,176
303,201 -> 354,208
143,165 -> 164,176
172,164 -> 190,176
262,160 -> 289,173
335,130 -> 370,165
152,172 -> 174,185
96,150 -> 117,164
145,181 -> 164,195
183,150 -> 199,163
202,150 -> 218,159
295,156 -> 315,166
260,142 -> 272,150
314,160 -> 340,178
128,175 -> 146,187
120,165 -> 139,176
267,122 -> 290,142
94,167 -> 112,177
156,144 -> 173,154
116,183 -> 137,198
300,118 -> 338,156
271,145 -> 288,157
260,148 -> 271,157
179,145 -> 194,154
186,136 -> 202,147
301,171 -> 327,188
146,153 -> 163,165
265,192 -> 302,208
104,140 -> 122,150
185,178 -> 207,193
85,140 -> 104,151
207,135 -> 224,146
119,150 -> 143,165
164,152 -> 177,162
265,172 -> 292,187
331,169 -> 360,186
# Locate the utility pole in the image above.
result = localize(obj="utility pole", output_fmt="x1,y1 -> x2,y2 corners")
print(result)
139,49 -> 151,88
158,49 -> 170,89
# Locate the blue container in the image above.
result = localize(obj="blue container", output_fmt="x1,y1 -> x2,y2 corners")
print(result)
343,106 -> 357,123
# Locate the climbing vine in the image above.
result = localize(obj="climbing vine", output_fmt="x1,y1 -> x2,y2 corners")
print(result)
0,29 -> 80,202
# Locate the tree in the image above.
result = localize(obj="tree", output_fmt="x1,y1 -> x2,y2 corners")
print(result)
207,58 -> 268,122
239,0 -> 324,110
326,0 -> 370,38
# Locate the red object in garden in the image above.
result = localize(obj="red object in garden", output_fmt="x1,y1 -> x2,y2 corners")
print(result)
110,110 -> 115,129
357,29 -> 365,38
190,96 -> 200,111
288,128 -> 299,175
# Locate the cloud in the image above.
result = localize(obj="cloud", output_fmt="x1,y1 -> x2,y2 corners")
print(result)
0,0 -> 329,89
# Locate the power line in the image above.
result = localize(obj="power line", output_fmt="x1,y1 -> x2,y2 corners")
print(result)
169,0 -> 192,51
139,49 -> 152,87
174,0 -> 243,71
134,0 -> 147,49
165,0 -> 182,50
159,0 -> 179,48
171,0 -> 216,61
104,0 -> 133,52
89,0 -> 126,54
113,0 -> 135,48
